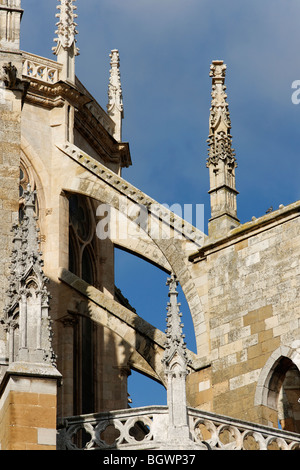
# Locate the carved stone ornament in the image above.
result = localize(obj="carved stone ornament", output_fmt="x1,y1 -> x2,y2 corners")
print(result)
1,186 -> 56,367
162,273 -> 191,375
207,130 -> 236,168
0,62 -> 22,90
107,49 -> 123,115
206,60 -> 237,169
53,0 -> 79,55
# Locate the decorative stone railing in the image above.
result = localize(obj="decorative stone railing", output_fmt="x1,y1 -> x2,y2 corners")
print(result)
22,51 -> 62,84
188,408 -> 300,450
57,406 -> 300,450
57,406 -> 168,451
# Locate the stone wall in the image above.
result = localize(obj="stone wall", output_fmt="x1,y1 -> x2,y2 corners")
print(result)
189,203 -> 300,428
0,374 -> 58,450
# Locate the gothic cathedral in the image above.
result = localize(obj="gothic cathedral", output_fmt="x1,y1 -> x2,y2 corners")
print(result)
0,0 -> 299,451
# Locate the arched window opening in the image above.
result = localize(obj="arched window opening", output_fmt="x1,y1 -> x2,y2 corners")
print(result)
69,193 -> 92,243
263,356 -> 300,433
278,363 -> 300,433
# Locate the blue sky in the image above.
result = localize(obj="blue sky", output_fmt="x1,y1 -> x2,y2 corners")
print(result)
20,0 -> 300,408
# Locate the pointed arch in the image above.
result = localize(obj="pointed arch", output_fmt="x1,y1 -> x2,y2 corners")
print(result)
255,345 -> 300,431
58,159 -> 208,358
255,345 -> 300,407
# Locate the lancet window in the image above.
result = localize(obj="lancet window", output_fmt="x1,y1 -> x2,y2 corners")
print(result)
68,193 -> 97,287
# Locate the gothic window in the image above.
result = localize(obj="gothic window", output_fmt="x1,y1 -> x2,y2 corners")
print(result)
82,246 -> 94,285
68,193 -> 97,286
68,233 -> 77,277
259,355 -> 300,433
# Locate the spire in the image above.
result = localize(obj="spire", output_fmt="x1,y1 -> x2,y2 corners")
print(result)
107,49 -> 124,142
1,186 -> 56,367
162,273 -> 191,443
206,60 -> 239,238
163,274 -> 191,371
53,0 -> 79,82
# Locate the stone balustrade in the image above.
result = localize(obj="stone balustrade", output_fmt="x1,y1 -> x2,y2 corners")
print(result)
57,406 -> 300,450
188,408 -> 300,450
22,51 -> 62,84
57,406 -> 168,451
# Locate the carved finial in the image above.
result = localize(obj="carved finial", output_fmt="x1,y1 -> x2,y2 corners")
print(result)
162,273 -> 193,443
207,60 -> 236,168
53,0 -> 79,56
162,273 -> 191,372
206,61 -> 239,235
107,49 -> 123,141
107,50 -> 123,113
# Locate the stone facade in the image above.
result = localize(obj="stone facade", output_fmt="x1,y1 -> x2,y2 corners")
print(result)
0,375 -> 58,450
0,0 -> 299,451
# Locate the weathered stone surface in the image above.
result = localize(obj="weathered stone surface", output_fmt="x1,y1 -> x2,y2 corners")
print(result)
1,0 -> 300,452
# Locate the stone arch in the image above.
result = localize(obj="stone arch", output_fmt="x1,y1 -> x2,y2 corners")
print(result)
67,192 -> 100,287
61,172 -> 208,358
255,344 -> 300,430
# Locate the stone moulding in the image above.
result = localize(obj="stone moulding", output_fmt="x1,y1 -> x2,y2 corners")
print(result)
254,344 -> 300,409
